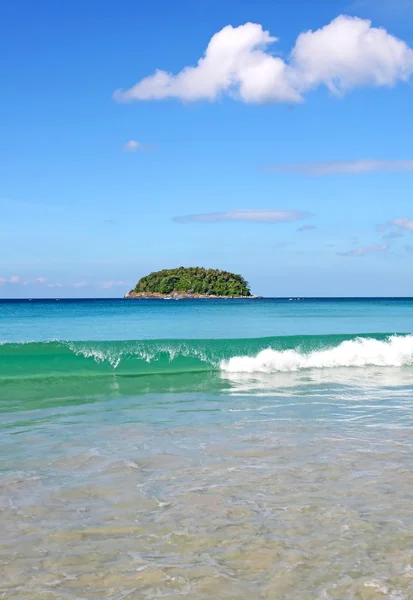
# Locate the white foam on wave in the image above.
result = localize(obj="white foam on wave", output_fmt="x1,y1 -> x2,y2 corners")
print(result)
220,335 -> 413,373
66,341 -> 213,369
67,343 -> 126,368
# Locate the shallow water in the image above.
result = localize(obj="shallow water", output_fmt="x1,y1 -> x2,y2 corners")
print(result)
1,299 -> 413,599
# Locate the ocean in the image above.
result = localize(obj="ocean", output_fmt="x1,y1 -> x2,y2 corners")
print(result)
1,298 -> 413,599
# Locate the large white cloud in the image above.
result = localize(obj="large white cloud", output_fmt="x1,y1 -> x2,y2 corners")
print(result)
115,23 -> 300,104
114,15 -> 413,104
290,15 -> 413,94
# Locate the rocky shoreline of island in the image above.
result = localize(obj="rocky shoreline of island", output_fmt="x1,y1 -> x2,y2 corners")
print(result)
124,290 -> 261,299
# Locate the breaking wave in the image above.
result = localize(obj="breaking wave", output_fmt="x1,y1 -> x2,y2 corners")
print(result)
220,335 -> 413,373
0,333 -> 412,381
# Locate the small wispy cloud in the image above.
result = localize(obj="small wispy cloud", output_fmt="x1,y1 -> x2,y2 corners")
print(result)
391,217 -> 413,232
0,276 -> 59,286
101,280 -> 132,289
0,275 -> 20,285
264,160 -> 413,176
0,277 -> 77,289
274,241 -> 293,248
122,140 -> 143,152
383,231 -> 404,240
173,210 -> 311,224
337,244 -> 389,257
378,217 -> 413,233
72,281 -> 88,288
0,277 -> 128,290
352,0 -> 413,17
405,245 -> 413,254
297,224 -> 317,232
122,140 -> 156,152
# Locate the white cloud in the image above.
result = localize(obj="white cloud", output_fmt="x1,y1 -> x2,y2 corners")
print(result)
47,283 -> 63,288
173,210 -> 310,224
337,244 -> 389,257
265,159 -> 413,176
297,224 -> 317,232
114,15 -> 413,104
290,15 -> 413,94
72,281 -> 87,288
405,245 -> 413,254
115,23 -> 300,104
36,277 -> 48,283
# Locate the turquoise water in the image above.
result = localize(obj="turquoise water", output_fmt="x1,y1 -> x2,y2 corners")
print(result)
2,299 -> 413,599
2,297 -> 413,341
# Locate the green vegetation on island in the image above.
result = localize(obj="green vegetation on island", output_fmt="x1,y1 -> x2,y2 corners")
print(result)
126,267 -> 252,297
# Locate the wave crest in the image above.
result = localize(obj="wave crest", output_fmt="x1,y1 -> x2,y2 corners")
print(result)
220,335 -> 413,373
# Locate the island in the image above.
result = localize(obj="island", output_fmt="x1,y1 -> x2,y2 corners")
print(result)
124,267 -> 258,299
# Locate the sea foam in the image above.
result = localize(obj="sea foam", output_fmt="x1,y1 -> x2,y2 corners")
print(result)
220,335 -> 413,373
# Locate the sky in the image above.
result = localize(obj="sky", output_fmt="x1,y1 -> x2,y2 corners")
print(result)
2,0 -> 413,298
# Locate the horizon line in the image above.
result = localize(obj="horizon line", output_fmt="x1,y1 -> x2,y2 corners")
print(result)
2,296 -> 413,301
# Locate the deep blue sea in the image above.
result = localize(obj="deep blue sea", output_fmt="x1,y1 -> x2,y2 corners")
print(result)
1,298 -> 413,599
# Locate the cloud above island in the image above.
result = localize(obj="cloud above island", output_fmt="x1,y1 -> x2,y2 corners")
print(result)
0,275 -> 20,285
114,15 -> 413,105
264,160 -> 413,176
173,210 -> 311,224
0,277 -> 133,291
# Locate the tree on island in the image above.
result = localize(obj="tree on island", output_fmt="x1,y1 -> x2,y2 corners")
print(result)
130,267 -> 252,297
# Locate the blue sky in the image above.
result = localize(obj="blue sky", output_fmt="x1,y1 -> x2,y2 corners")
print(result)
2,0 -> 413,297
